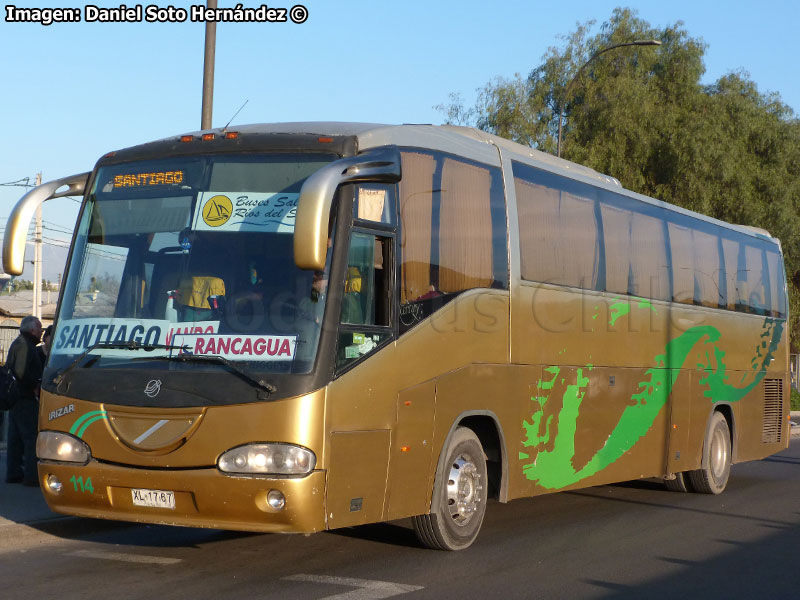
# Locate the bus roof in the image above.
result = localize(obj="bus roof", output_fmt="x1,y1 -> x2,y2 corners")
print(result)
177,122 -> 617,185
142,122 -> 778,245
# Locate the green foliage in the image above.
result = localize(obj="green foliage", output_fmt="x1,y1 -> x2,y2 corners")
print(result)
439,7 -> 800,348
791,389 -> 800,411
13,279 -> 34,291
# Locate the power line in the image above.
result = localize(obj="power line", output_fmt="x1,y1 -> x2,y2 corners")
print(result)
0,178 -> 34,188
39,236 -> 71,247
29,232 -> 69,242
1,220 -> 73,235
43,219 -> 74,230
39,240 -> 70,250
43,224 -> 74,235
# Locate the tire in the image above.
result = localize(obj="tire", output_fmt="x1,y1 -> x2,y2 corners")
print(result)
412,427 -> 488,551
688,412 -> 731,495
664,471 -> 690,492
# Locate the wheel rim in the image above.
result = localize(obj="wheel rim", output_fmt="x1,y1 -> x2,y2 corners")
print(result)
709,424 -> 730,480
445,452 -> 483,527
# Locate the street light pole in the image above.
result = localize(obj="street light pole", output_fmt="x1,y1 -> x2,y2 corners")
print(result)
556,39 -> 661,158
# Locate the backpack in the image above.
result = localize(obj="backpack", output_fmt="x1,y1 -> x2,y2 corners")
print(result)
0,365 -> 19,411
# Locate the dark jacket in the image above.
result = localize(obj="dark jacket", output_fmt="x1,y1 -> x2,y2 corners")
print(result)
6,332 -> 44,402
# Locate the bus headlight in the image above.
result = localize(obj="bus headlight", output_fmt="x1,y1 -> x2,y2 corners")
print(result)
37,431 -> 91,464
218,443 -> 316,476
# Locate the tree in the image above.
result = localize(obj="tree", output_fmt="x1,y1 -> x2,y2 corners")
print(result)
439,7 -> 800,348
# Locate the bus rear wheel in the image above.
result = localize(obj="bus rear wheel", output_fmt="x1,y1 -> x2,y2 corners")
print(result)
413,427 -> 488,551
664,472 -> 690,492
688,412 -> 731,495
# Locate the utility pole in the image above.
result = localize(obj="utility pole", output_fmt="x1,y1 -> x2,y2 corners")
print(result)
33,172 -> 43,319
201,0 -> 217,129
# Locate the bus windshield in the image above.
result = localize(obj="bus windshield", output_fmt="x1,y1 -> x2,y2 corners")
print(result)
50,153 -> 336,376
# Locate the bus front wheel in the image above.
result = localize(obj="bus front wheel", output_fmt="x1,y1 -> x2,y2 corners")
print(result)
688,411 -> 731,494
413,427 -> 488,551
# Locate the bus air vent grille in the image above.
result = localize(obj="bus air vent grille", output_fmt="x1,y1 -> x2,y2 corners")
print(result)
761,378 -> 783,444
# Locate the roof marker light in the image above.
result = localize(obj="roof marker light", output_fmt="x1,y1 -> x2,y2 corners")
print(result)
202,133 -> 215,141
225,131 -> 239,140
180,135 -> 194,143
318,136 -> 333,143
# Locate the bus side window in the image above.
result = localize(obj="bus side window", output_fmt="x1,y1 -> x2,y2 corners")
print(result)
353,184 -> 395,226
397,151 -> 507,334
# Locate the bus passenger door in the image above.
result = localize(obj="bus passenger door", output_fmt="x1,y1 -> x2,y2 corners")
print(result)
326,218 -> 397,528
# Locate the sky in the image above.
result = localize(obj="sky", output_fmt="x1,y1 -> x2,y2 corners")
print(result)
1,0 -> 798,280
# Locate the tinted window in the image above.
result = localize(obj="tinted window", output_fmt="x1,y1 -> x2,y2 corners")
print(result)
515,169 -> 600,289
512,161 -> 785,318
398,150 -> 508,332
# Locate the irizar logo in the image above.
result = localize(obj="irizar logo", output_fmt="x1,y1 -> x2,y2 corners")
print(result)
49,403 -> 75,421
144,380 -> 162,398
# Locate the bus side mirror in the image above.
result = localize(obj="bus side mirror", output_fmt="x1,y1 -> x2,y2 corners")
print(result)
2,172 -> 89,275
294,146 -> 401,271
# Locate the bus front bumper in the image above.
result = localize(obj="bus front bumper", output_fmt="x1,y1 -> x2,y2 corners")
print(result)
37,460 -> 327,534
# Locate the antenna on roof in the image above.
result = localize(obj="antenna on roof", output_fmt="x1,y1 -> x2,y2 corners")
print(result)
222,99 -> 248,132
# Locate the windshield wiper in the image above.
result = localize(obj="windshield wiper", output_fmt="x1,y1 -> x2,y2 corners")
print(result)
165,353 -> 277,398
52,340 -> 277,399
52,340 -> 185,385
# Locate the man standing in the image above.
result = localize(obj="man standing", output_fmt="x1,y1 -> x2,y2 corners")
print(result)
5,316 -> 44,486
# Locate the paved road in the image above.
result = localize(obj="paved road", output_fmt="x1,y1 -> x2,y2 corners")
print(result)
2,440 -> 799,599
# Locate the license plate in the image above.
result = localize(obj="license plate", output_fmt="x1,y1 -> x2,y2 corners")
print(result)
131,488 -> 175,509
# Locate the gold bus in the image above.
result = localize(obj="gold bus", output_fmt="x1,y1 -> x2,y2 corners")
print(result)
3,123 -> 789,550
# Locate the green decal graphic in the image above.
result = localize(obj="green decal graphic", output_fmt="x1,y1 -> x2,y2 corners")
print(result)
539,366 -> 560,390
521,309 -> 783,490
69,410 -> 108,439
697,318 -> 783,405
523,366 -> 560,448
608,296 -> 657,326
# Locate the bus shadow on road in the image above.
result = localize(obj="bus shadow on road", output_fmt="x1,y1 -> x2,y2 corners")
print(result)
16,518 -> 261,551
565,484 -> 794,530
760,455 -> 800,465
77,522 -> 260,549
607,478 -> 667,491
328,520 -> 422,549
580,520 -> 800,598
